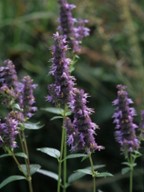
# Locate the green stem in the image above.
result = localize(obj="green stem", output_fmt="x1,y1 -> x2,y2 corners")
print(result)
129,154 -> 134,192
57,125 -> 65,192
63,127 -> 67,192
19,129 -> 33,192
57,107 -> 68,192
7,148 -> 26,176
89,153 -> 96,192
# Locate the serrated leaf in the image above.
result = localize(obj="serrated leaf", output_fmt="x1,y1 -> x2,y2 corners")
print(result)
121,167 -> 130,175
21,164 -> 41,175
66,153 -> 87,160
24,122 -> 43,130
96,172 -> 113,178
68,171 -> 86,183
37,147 -> 60,159
0,175 -> 26,189
37,169 -> 59,181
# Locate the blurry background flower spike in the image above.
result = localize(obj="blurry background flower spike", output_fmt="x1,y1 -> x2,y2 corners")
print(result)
19,75 -> 37,119
58,0 -> 90,53
0,59 -> 19,101
112,84 -> 140,155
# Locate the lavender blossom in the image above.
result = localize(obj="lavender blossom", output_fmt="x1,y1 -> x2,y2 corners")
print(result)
0,112 -> 19,149
65,88 -> 103,153
47,32 -> 75,107
58,0 -> 89,52
19,76 -> 37,119
0,59 -> 19,103
112,85 -> 140,154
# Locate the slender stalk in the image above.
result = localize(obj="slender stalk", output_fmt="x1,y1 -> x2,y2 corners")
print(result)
129,154 -> 134,192
7,148 -> 26,176
89,153 -> 96,192
19,129 -> 33,192
57,124 -> 65,192
129,168 -> 133,192
63,126 -> 67,192
57,107 -> 68,192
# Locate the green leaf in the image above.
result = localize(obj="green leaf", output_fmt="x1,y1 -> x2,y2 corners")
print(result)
41,107 -> 71,116
93,164 -> 106,169
132,151 -> 142,158
77,169 -> 92,175
12,103 -> 22,111
24,122 -> 43,130
122,162 -> 130,166
68,172 -> 86,183
122,161 -> 136,168
41,107 -> 64,115
66,153 -> 87,160
74,164 -> 106,177
21,164 -> 41,175
0,175 -> 26,189
15,152 -> 28,159
50,116 -> 63,121
0,154 -> 11,158
37,169 -> 59,181
37,147 -> 60,159
121,167 -> 130,175
81,155 -> 89,161
96,172 -> 113,178
82,164 -> 105,171
0,152 -> 27,159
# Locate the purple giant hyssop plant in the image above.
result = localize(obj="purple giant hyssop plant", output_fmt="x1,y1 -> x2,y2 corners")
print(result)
58,0 -> 89,52
112,84 -> 140,155
65,88 -> 103,153
112,84 -> 141,192
1,1 -> 144,192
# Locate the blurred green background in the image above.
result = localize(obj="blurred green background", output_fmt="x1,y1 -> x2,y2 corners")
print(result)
0,0 -> 144,191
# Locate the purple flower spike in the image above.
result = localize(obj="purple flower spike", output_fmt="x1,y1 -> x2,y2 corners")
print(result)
58,0 -> 89,52
19,76 -> 37,119
112,85 -> 140,154
64,117 -> 79,151
65,88 -> 103,153
0,59 -> 19,101
47,32 -> 75,107
0,112 -> 19,149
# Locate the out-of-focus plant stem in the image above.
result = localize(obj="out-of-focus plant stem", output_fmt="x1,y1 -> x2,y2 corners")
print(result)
19,128 -> 33,192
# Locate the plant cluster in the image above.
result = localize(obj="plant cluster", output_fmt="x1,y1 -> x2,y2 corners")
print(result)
0,0 -> 144,192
